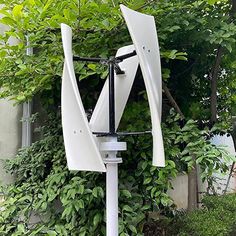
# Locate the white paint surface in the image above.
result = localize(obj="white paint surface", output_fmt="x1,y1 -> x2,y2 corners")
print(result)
120,5 -> 165,167
61,23 -> 106,172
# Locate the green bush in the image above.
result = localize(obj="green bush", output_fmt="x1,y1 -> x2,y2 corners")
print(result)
178,194 -> 236,236
0,113 -> 174,235
0,0 -> 236,235
0,110 -> 234,235
202,193 -> 236,211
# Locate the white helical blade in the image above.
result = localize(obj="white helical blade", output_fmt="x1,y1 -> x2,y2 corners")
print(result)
90,45 -> 139,132
61,23 -> 106,172
120,5 -> 165,167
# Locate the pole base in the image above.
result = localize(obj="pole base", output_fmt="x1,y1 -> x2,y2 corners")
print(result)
103,157 -> 122,164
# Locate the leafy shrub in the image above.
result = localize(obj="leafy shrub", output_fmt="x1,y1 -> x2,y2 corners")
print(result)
203,193 -> 236,211
0,113 -> 173,235
0,109 -> 234,235
178,194 -> 236,236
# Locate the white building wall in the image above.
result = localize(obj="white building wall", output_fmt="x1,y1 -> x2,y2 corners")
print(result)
210,134 -> 236,194
0,99 -> 22,184
168,174 -> 188,209
0,6 -> 22,186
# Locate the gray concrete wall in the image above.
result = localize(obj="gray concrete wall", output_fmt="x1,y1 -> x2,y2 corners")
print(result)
0,6 -> 22,186
210,134 -> 236,194
0,100 -> 22,185
168,174 -> 188,209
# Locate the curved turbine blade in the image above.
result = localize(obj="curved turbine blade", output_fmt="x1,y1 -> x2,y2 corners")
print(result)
61,23 -> 106,172
90,45 -> 139,133
120,5 -> 165,167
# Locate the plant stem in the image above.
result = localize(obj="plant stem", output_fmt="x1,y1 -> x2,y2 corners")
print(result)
163,82 -> 184,119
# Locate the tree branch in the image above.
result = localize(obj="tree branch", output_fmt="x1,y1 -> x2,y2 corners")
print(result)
231,0 -> 236,16
210,46 -> 223,124
210,0 -> 236,124
163,82 -> 185,119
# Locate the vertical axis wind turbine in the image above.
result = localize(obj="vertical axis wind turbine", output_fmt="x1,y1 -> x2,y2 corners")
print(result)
61,5 -> 165,236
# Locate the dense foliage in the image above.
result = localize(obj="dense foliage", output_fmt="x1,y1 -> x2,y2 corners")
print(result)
0,0 -> 236,235
0,111 -> 234,235
0,0 -> 235,122
177,193 -> 236,236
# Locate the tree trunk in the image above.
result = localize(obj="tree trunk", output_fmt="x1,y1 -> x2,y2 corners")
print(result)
187,161 -> 198,212
231,0 -> 236,16
210,46 -> 223,124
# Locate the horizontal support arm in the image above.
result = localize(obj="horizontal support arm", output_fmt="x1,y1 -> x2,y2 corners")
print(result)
73,56 -> 108,63
93,130 -> 151,137
115,50 -> 136,62
73,50 -> 136,64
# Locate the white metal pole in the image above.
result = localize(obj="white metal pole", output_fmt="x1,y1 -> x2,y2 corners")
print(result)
101,136 -> 125,236
106,151 -> 119,236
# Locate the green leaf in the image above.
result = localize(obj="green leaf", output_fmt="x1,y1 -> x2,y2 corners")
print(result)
167,160 -> 176,168
61,205 -> 73,219
93,213 -> 101,227
87,64 -> 97,71
122,205 -> 133,212
207,0 -> 218,5
120,189 -> 132,198
46,231 -> 57,236
28,0 -> 36,6
141,205 -> 151,211
0,17 -> 16,26
78,185 -> 84,194
224,43 -> 232,53
13,5 -> 23,18
17,224 -> 25,233
42,0 -> 54,14
29,225 -> 45,235
141,161 -> 148,170
78,199 -> 84,209
143,177 -> 152,185
128,225 -> 137,234
92,187 -> 98,198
